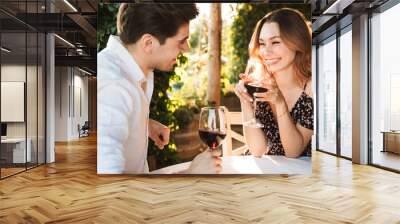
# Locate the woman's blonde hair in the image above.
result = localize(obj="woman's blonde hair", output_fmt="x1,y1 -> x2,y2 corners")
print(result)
248,8 -> 311,86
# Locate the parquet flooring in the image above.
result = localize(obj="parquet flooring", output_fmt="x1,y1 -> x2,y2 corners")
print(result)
1,167 -> 26,178
1,134 -> 400,223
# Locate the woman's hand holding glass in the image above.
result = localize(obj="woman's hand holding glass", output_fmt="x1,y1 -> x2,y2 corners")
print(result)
252,76 -> 282,103
253,75 -> 288,117
235,62 -> 266,128
234,73 -> 254,104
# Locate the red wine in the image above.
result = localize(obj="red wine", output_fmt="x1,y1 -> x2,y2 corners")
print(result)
244,83 -> 268,97
198,129 -> 226,149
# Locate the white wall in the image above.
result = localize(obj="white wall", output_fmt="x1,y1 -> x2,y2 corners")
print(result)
54,67 -> 89,141
72,72 -> 89,138
1,63 -> 45,164
1,65 -> 26,143
55,66 -> 69,141
1,65 -> 35,138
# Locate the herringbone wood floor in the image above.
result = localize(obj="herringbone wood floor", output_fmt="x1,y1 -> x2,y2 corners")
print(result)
1,135 -> 400,223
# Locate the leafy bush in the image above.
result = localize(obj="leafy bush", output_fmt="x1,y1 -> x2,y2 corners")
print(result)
173,106 -> 195,129
97,3 -> 118,52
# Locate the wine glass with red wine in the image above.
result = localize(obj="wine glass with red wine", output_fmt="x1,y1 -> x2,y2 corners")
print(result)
242,61 -> 267,128
198,107 -> 227,156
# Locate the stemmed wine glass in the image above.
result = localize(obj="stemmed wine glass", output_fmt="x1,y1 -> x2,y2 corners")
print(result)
198,107 -> 227,156
242,60 -> 267,128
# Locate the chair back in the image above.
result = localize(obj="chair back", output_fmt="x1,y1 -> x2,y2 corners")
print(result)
222,107 -> 248,156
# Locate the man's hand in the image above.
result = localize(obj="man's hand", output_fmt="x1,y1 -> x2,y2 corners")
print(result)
185,149 -> 222,174
148,119 -> 170,150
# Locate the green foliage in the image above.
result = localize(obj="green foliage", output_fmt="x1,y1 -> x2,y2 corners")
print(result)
189,24 -> 200,50
148,68 -> 182,168
169,16 -> 209,109
97,3 -> 119,52
173,106 -> 195,129
228,4 -> 311,84
97,3 -> 183,169
170,12 -> 236,108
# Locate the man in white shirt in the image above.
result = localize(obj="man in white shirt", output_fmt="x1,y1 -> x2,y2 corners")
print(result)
97,3 -> 221,174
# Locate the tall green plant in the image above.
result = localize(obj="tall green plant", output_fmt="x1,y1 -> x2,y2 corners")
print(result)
97,3 -> 182,169
228,4 -> 311,84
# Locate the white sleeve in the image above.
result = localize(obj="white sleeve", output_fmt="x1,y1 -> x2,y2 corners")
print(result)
97,80 -> 135,174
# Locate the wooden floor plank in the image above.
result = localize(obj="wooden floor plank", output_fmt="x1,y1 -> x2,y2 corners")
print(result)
0,134 -> 399,223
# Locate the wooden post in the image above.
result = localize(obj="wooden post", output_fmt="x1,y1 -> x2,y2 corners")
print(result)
207,3 -> 221,106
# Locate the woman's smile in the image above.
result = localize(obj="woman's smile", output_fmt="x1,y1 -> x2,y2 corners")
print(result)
264,58 -> 281,65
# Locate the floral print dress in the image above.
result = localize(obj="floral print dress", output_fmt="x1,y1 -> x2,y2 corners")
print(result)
255,84 -> 314,157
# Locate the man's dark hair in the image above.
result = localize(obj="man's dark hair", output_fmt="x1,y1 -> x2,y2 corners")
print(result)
117,3 -> 199,45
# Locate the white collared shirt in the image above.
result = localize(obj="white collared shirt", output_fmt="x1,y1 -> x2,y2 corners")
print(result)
97,35 -> 154,174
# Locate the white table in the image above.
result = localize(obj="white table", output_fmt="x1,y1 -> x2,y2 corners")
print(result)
1,138 -> 31,163
151,155 -> 311,175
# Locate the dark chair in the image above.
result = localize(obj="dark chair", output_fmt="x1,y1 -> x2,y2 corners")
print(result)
79,121 -> 90,138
